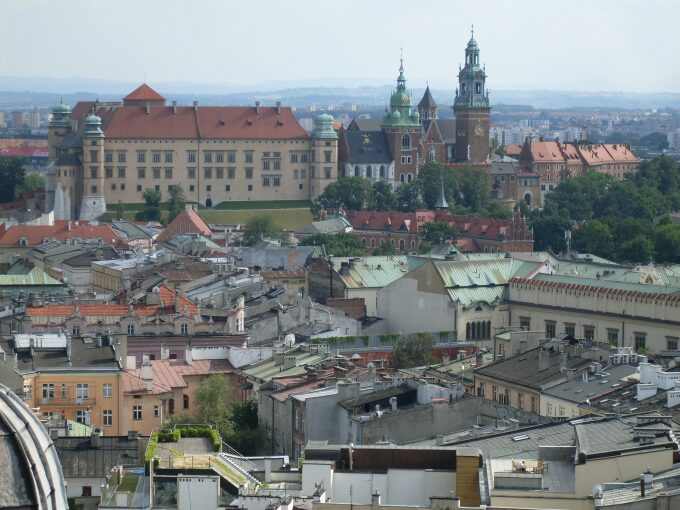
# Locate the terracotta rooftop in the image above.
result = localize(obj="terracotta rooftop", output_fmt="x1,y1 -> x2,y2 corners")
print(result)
124,358 -> 234,395
0,221 -> 127,247
123,83 -> 166,103
156,206 -> 212,244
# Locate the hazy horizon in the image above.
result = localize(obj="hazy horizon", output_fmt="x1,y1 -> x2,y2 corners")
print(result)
1,0 -> 679,94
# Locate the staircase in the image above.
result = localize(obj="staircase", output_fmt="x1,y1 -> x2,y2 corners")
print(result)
218,441 -> 260,491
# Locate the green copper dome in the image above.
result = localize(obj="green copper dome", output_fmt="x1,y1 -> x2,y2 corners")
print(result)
49,100 -> 71,128
52,102 -> 71,115
311,112 -> 337,139
381,55 -> 421,128
84,113 -> 104,138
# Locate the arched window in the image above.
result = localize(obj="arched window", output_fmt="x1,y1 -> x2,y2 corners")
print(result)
466,323 -> 471,340
401,134 -> 411,149
399,239 -> 405,251
380,165 -> 386,178
183,394 -> 189,410
471,322 -> 476,340
361,238 -> 366,247
370,238 -> 376,248
475,83 -> 481,94
168,398 -> 175,415
462,83 -> 467,94
524,193 -> 532,206
354,165 -> 360,177
487,321 -> 492,339
366,165 -> 372,178
407,174 -> 413,182
410,240 -> 416,250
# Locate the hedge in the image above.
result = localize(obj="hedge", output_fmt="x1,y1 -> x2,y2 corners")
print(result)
145,427 -> 222,465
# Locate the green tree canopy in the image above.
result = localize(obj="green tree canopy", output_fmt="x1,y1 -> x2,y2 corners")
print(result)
372,241 -> 396,255
396,181 -> 424,212
0,157 -> 26,203
15,172 -> 45,198
242,214 -> 287,246
300,232 -> 366,256
314,177 -> 372,212
654,224 -> 680,263
367,181 -> 398,211
421,221 -> 460,245
390,332 -> 435,369
134,188 -> 162,222
167,185 -> 186,224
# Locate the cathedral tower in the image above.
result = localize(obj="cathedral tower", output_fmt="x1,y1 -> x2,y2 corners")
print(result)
453,28 -> 491,163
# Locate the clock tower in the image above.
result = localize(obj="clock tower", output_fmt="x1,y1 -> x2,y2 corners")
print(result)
453,27 -> 491,163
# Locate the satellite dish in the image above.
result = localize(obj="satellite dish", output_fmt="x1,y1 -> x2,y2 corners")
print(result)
351,353 -> 362,360
283,334 -> 296,347
592,484 -> 603,499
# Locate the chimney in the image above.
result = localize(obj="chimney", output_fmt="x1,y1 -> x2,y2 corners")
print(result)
145,102 -> 150,114
255,101 -> 260,114
276,101 -> 281,114
126,354 -> 137,370
389,396 -> 398,411
273,352 -> 285,365
185,346 -> 193,365
91,430 -> 101,448
193,100 -> 198,111
560,352 -> 567,372
160,344 -> 170,360
371,491 -> 381,510
283,355 -> 296,370
141,360 -> 153,392
538,348 -> 550,372
172,100 -> 177,114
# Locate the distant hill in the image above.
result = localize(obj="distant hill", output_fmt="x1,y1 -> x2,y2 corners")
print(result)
2,75 -> 680,110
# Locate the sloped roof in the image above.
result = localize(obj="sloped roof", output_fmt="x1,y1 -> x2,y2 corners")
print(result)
0,222 -> 127,248
123,83 -> 166,102
345,130 -> 393,164
156,207 -> 212,244
433,119 -> 456,143
349,119 -> 382,131
331,255 -> 428,289
124,358 -> 233,395
418,86 -> 437,108
0,267 -> 63,287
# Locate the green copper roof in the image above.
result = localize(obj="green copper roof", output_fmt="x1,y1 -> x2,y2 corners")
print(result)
310,112 -> 337,139
382,56 -> 421,127
0,267 -> 63,286
84,113 -> 104,138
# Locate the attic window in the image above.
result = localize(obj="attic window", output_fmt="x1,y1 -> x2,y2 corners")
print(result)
246,119 -> 253,125
218,119 -> 226,126
277,120 -> 284,126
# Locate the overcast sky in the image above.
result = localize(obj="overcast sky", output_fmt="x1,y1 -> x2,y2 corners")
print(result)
1,0 -> 678,92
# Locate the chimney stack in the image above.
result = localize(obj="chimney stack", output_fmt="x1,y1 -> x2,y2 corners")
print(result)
91,430 -> 101,448
185,346 -> 193,365
172,100 -> 177,114
145,102 -> 150,114
276,101 -> 281,114
160,344 -> 170,360
193,100 -> 198,111
255,101 -> 260,114
141,360 -> 153,392
538,348 -> 550,372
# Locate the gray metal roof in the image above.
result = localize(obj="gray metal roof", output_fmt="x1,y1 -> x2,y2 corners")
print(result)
351,119 -> 382,131
542,364 -> 639,404
345,130 -> 393,164
296,217 -> 352,236
433,119 -> 456,143
240,245 -> 320,270
55,436 -> 141,478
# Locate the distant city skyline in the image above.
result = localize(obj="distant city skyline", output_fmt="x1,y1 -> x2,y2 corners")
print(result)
1,0 -> 679,93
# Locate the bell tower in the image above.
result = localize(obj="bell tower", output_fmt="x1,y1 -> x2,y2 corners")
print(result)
453,26 -> 491,163
79,112 -> 107,221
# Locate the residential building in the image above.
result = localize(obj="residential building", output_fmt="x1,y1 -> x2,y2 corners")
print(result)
46,86 -> 339,220
155,204 -> 213,244
0,333 -> 126,434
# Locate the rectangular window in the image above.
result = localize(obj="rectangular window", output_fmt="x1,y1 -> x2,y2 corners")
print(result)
90,150 -> 98,162
133,406 -> 142,421
518,393 -> 524,410
204,167 -> 212,179
154,184 -> 160,191
153,168 -> 161,179
607,329 -> 619,347
152,152 -> 161,163
477,383 -> 485,397
324,151 -> 332,163
91,185 -> 98,193
667,337 -> 679,351
120,183 -> 126,191
245,151 -> 253,163
154,405 -> 160,417
103,410 -> 112,426
90,168 -> 98,179
103,383 -> 112,398
76,383 -> 89,400
111,183 -> 116,191
187,152 -> 196,163
492,385 -> 498,402
204,152 -> 212,163
263,176 -> 270,187
227,168 -> 235,179
105,152 -> 113,163
216,167 -> 224,179
137,152 -> 146,163
164,168 -> 173,179
291,153 -> 298,163
545,321 -> 556,339
301,153 -> 308,163
583,325 -> 595,341
188,168 -> 196,179
189,185 -> 195,192
273,176 -> 281,187
118,168 -> 126,178
325,167 -> 332,179
137,167 -> 146,179
227,151 -> 236,163
263,152 -> 270,157
301,169 -> 306,178
263,160 -> 270,170
206,184 -> 211,192
248,184 -> 253,192
118,152 -> 126,163
245,168 -> 253,179
635,333 -> 647,352
225,184 -> 231,192
76,410 -> 88,424
216,152 -> 224,163
137,185 -> 142,192
164,152 -> 173,163
273,160 -> 281,171
293,169 -> 299,179
105,167 -> 113,178
298,183 -> 304,190
42,384 -> 54,400
531,396 -> 537,413
564,323 -> 575,337
519,316 -> 531,330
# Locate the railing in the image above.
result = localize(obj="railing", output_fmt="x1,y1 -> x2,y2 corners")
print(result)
217,452 -> 260,489
220,440 -> 256,471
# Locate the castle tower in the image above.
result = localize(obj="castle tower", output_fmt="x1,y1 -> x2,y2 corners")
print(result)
418,85 -> 438,120
381,55 -> 422,185
79,112 -> 107,220
453,27 -> 491,163
46,101 -> 72,213
309,112 -> 338,200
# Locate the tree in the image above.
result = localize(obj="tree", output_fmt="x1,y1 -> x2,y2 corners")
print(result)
421,222 -> 460,245
135,188 -> 162,222
193,374 -> 234,435
478,201 -> 514,220
529,210 -> 571,252
242,214 -> 286,246
15,172 -> 45,198
390,332 -> 435,369
367,181 -> 397,211
638,132 -> 670,152
396,181 -> 424,212
300,232 -> 366,256
224,399 -> 265,455
618,235 -> 655,264
313,177 -> 372,212
114,201 -> 125,220
372,241 -> 396,255
167,185 -> 186,224
0,157 -> 26,203
654,224 -> 680,263
573,220 -> 614,258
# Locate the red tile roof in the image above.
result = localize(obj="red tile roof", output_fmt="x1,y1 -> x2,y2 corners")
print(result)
156,207 -> 212,244
0,221 -> 127,247
123,83 -> 166,103
0,147 -> 48,158
505,143 -> 522,156
124,358 -> 233,395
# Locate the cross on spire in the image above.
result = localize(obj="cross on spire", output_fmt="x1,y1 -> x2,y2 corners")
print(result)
471,24 -> 474,38
400,46 -> 404,72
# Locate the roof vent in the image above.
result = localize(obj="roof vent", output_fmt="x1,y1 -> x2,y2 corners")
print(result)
255,101 -> 260,114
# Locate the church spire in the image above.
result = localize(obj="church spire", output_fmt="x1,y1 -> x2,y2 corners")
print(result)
434,173 -> 449,210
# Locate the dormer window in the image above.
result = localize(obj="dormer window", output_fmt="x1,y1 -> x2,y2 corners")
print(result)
19,237 -> 27,247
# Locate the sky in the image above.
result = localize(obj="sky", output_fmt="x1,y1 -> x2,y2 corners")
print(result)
1,0 -> 679,93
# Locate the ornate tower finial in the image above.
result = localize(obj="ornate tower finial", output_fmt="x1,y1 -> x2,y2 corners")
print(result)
400,46 -> 404,72
471,24 -> 474,38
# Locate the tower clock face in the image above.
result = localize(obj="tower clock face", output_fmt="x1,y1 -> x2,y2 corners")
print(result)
474,121 -> 484,136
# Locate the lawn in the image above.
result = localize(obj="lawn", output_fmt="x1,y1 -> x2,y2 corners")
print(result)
119,208 -> 313,231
